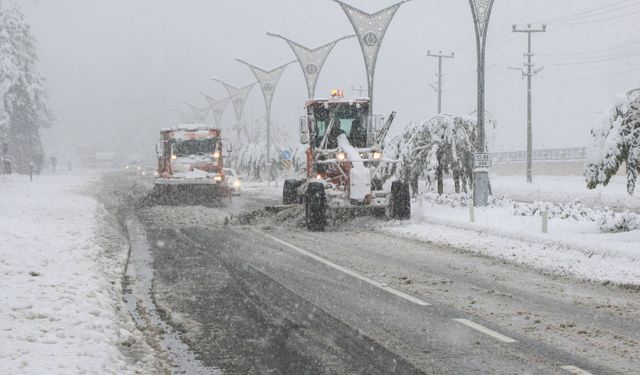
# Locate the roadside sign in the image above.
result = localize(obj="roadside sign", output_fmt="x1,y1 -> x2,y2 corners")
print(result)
281,148 -> 293,161
474,153 -> 491,168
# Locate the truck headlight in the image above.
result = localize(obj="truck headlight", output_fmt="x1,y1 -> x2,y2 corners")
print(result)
336,152 -> 346,161
214,175 -> 223,182
234,180 -> 241,187
372,151 -> 382,161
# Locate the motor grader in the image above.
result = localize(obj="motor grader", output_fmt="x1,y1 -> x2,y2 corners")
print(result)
283,91 -> 410,231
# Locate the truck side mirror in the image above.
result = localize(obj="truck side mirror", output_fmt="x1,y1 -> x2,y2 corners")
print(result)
299,116 -> 310,144
156,142 -> 164,157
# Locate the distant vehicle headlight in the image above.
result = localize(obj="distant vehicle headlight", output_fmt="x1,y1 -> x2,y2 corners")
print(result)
234,180 -> 241,187
336,152 -> 346,161
137,165 -> 142,170
125,165 -> 129,170
213,151 -> 221,159
214,175 -> 223,182
141,171 -> 146,175
171,154 -> 177,160
372,151 -> 382,161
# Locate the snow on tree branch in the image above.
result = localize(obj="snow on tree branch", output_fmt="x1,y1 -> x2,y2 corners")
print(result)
385,114 -> 479,195
585,89 -> 640,196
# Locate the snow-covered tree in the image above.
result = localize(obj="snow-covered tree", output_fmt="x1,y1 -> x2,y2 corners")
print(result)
585,89 -> 640,196
0,2 -> 52,173
396,114 -> 477,195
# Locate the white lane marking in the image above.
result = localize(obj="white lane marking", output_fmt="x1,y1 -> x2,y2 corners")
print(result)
560,365 -> 594,375
254,230 -> 430,306
453,318 -> 517,343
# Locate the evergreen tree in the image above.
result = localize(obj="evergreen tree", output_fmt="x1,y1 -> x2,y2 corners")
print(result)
0,2 -> 52,173
585,89 -> 640,196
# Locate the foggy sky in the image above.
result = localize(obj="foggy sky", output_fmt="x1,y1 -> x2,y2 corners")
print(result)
20,0 -> 640,161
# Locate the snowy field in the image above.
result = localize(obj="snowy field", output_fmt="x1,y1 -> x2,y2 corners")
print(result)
490,174 -> 640,211
386,174 -> 640,286
0,172 -> 151,374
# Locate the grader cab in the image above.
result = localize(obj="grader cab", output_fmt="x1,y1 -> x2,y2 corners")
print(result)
283,92 -> 410,231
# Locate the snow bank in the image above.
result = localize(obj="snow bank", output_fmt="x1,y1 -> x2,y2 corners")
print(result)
384,197 -> 640,286
0,173 -> 141,373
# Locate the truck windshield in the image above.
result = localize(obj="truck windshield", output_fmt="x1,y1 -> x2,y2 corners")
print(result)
173,138 -> 218,156
312,102 -> 368,148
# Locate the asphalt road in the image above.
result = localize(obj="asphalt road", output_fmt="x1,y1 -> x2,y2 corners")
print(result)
116,177 -> 640,374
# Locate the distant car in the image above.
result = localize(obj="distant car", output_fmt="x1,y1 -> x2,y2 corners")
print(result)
124,161 -> 142,174
224,168 -> 242,194
140,166 -> 157,177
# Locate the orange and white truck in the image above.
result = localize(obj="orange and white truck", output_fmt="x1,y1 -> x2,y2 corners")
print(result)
153,125 -> 232,204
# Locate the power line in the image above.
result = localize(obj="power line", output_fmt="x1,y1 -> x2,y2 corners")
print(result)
536,38 -> 640,58
536,0 -> 639,24
555,9 -> 640,26
542,51 -> 640,65
540,48 -> 640,61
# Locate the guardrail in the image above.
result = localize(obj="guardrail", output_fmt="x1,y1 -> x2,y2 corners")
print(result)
492,147 -> 586,163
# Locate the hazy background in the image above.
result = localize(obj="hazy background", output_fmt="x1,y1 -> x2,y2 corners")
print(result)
20,0 -> 640,162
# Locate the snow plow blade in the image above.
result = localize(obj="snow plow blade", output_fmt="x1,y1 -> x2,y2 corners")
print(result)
150,182 -> 231,206
264,205 -> 295,213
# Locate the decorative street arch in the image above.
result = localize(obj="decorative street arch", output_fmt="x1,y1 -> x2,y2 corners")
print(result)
267,32 -> 354,98
211,79 -> 256,142
236,59 -> 295,180
332,0 -> 411,112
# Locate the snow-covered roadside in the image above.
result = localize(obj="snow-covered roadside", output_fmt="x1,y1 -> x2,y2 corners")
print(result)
490,174 -> 640,211
383,198 -> 640,287
427,174 -> 640,211
0,172 -> 158,374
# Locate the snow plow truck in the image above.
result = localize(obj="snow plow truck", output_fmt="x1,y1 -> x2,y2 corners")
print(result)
153,125 -> 232,205
283,91 -> 410,231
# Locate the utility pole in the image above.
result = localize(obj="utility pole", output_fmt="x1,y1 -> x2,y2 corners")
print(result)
427,50 -> 454,114
512,23 -> 547,184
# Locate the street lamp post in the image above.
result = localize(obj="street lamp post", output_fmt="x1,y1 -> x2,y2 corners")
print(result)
211,79 -> 256,143
181,102 -> 210,124
267,32 -> 354,98
236,59 -> 294,181
199,93 -> 231,129
468,0 -> 495,207
332,0 -> 411,114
